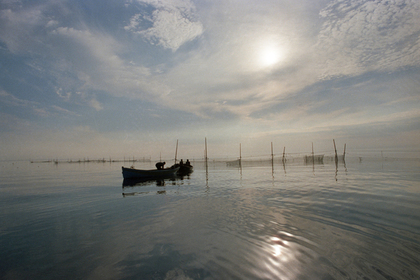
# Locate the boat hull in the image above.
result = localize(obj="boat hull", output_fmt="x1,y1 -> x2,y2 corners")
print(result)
122,166 -> 179,179
170,164 -> 193,175
178,165 -> 193,175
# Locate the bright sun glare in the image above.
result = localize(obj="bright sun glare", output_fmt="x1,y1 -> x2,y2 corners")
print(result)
246,37 -> 287,72
261,47 -> 281,67
257,41 -> 285,69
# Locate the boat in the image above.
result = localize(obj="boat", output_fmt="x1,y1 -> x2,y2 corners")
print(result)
122,166 -> 179,179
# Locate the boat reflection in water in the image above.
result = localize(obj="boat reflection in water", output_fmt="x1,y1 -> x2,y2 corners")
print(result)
122,176 -> 175,187
122,174 -> 191,197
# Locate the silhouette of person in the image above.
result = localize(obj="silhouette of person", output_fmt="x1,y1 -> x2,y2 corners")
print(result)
179,159 -> 184,166
186,159 -> 191,166
155,161 -> 165,170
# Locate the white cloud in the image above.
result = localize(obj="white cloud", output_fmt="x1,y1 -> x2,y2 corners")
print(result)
315,0 -> 420,79
52,27 -> 123,68
56,87 -> 71,101
125,0 -> 203,51
0,7 -> 43,53
88,98 -> 103,111
140,9 -> 203,51
51,105 -> 80,116
33,107 -> 49,117
46,19 -> 59,27
49,26 -> 164,102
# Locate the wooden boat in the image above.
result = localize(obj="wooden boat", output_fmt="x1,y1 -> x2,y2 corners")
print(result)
122,166 -> 179,179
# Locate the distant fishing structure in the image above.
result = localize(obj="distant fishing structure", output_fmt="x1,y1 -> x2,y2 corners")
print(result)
30,157 -> 152,164
226,139 -> 347,168
30,138 -> 350,166
304,142 -> 324,164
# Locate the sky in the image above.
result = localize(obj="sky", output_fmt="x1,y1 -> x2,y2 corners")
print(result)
0,0 -> 419,161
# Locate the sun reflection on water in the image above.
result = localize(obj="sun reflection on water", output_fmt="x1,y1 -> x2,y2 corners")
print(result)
271,236 -> 288,258
245,230 -> 321,280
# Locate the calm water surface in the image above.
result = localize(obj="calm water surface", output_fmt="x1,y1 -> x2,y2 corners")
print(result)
1,159 -> 419,279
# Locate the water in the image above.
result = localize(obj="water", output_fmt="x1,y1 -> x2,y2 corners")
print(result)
1,159 -> 419,280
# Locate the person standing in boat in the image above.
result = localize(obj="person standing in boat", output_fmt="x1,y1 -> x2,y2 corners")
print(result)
155,161 -> 165,170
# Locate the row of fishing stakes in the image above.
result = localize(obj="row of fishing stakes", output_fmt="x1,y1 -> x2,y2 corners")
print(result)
175,138 -> 344,164
233,140 -> 346,163
177,139 -> 346,164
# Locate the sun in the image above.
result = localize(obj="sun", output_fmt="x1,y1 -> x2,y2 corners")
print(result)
256,40 -> 286,69
243,36 -> 288,72
260,47 -> 281,67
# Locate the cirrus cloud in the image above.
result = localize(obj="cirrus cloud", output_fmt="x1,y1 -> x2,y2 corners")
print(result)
315,0 -> 420,79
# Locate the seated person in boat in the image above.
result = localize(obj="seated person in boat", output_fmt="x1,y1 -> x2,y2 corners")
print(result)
185,159 -> 191,166
155,161 -> 166,170
179,159 -> 184,166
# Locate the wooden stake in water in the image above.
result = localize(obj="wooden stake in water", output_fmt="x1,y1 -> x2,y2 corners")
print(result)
205,137 -> 208,167
333,139 -> 338,163
343,143 -> 346,161
174,139 -> 178,164
205,137 -> 209,185
271,142 -> 274,174
312,142 -> 315,162
271,142 -> 274,161
239,143 -> 242,167
282,147 -> 286,163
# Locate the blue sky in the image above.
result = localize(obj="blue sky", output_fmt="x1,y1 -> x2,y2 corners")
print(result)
0,0 -> 419,160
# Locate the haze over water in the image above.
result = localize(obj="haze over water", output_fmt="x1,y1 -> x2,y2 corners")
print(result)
1,157 -> 419,279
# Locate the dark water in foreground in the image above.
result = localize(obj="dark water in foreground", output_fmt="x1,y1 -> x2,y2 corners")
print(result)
1,159 -> 419,280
